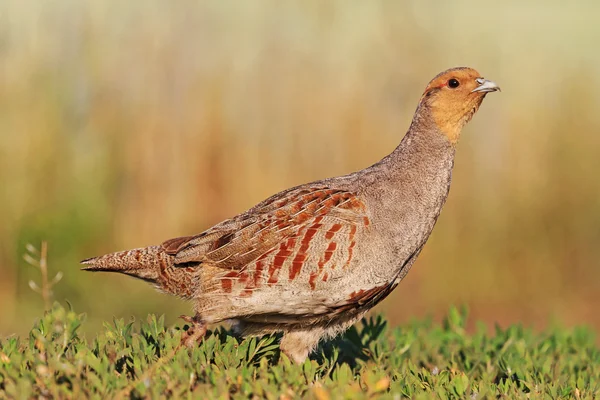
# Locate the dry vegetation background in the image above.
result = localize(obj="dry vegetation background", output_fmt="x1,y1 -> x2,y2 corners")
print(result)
1,1 -> 600,337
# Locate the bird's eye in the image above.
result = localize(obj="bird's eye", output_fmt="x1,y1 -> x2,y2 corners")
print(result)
448,79 -> 460,89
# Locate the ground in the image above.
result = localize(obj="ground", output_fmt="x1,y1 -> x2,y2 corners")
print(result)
0,304 -> 598,399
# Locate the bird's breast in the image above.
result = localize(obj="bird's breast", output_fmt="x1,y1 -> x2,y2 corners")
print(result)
361,152 -> 454,283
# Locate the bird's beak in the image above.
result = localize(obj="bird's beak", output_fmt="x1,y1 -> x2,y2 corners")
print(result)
472,78 -> 501,93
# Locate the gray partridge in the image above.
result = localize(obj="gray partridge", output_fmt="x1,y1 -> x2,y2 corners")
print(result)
82,67 -> 500,363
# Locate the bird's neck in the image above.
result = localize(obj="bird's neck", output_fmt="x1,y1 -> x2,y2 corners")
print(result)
383,110 -> 457,177
362,110 -> 457,223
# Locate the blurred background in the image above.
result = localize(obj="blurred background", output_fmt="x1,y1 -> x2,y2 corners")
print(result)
2,1 -> 600,337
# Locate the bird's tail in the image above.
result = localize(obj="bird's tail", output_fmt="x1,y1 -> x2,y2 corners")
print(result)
81,246 -> 167,284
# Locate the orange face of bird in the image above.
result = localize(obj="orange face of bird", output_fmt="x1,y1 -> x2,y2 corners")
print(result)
420,67 -> 500,144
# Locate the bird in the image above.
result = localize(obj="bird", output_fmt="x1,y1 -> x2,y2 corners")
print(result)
82,67 -> 500,363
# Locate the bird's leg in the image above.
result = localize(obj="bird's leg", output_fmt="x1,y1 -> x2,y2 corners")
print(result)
179,314 -> 207,348
280,329 -> 323,364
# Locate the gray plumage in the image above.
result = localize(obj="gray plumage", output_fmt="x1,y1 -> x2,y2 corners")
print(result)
82,67 -> 500,363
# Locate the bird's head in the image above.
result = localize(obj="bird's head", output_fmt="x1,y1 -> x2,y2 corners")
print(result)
418,67 -> 500,144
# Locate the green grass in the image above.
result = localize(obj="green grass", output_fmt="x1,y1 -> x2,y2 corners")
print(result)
1,304 -> 598,399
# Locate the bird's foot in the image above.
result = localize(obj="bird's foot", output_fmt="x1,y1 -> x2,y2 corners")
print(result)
179,314 -> 207,348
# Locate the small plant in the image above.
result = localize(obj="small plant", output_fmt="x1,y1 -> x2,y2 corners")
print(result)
1,305 -> 599,399
23,241 -> 63,310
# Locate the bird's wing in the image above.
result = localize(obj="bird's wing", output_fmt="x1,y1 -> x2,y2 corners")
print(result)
161,186 -> 368,274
